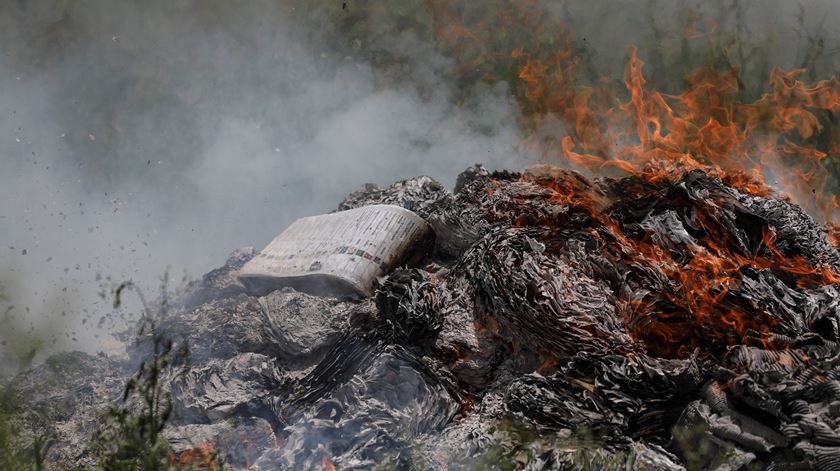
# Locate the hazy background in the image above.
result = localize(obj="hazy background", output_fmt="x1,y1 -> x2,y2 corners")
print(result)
2,0 -> 840,370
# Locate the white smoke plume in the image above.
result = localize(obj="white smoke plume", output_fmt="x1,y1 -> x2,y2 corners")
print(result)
0,1 -> 528,368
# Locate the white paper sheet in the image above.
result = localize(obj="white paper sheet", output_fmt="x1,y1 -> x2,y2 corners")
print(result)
238,204 -> 432,296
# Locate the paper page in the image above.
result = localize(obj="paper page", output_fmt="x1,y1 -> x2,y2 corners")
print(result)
239,204 -> 432,296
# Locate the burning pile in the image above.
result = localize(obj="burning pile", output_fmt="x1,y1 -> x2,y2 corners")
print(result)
272,162 -> 840,469
8,163 -> 840,470
341,164 -> 840,469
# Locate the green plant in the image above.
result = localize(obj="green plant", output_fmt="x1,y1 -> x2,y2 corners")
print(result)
471,419 -> 638,471
2,271 -> 223,471
87,281 -> 220,471
0,397 -> 51,471
91,317 -> 179,469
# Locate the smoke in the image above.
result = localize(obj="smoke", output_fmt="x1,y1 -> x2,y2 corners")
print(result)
539,0 -> 840,90
0,0 -> 527,366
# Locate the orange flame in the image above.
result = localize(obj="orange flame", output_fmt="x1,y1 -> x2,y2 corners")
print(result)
167,442 -> 220,470
323,454 -> 337,471
518,44 -> 840,221
428,1 -> 840,358
491,166 -> 840,358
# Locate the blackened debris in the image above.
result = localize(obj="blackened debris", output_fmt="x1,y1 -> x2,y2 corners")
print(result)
459,228 -> 634,357
336,175 -> 448,218
10,165 -> 840,470
375,268 -> 444,344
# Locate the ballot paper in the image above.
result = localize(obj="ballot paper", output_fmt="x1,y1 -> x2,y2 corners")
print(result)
238,204 -> 434,297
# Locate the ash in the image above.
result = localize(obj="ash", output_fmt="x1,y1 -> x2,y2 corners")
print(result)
8,165 -> 840,470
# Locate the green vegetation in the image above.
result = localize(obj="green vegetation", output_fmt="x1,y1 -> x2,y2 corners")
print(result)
0,402 -> 50,471
90,283 -> 185,470
286,0 -> 840,103
670,424 -> 757,471
4,0 -> 839,186
0,281 -> 219,471
472,420 -> 644,470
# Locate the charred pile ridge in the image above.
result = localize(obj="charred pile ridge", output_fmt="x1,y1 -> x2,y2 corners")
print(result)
7,165 -> 840,470
341,164 -> 840,469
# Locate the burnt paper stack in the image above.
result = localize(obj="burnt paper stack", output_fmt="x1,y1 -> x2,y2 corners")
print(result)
10,166 -> 840,470
238,204 -> 434,297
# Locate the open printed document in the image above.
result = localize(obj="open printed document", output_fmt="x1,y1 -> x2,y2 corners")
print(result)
238,204 -> 434,297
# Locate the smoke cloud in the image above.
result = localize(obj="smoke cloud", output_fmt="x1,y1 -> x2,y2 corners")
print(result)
0,1 -> 527,366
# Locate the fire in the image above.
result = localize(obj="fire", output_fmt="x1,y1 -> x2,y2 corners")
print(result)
427,1 -> 840,358
167,442 -> 220,470
322,454 -> 337,471
539,46 -> 839,221
459,396 -> 475,416
429,1 -> 840,221
478,165 -> 840,358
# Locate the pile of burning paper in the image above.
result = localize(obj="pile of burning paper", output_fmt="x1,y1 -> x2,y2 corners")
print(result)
10,165 -> 840,470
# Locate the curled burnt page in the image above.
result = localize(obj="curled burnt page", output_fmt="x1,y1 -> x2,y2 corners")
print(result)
238,205 -> 434,297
